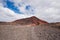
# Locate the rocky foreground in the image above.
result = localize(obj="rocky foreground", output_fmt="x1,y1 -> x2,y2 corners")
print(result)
0,25 -> 60,40
0,16 -> 60,40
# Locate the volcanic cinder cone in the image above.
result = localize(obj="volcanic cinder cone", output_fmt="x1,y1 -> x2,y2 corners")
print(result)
0,16 -> 48,26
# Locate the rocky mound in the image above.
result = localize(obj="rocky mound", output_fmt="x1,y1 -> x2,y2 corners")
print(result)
0,16 -> 48,26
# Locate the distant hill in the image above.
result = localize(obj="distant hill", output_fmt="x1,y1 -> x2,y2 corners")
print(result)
0,16 -> 48,26
48,22 -> 60,29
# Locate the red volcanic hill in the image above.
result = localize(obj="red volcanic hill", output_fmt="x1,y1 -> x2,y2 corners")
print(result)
0,16 -> 48,25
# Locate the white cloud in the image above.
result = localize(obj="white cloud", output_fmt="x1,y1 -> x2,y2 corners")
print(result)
0,0 -> 60,23
32,0 -> 60,23
0,6 -> 33,22
0,0 -> 34,22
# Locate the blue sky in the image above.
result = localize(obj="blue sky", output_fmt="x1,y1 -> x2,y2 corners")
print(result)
5,0 -> 20,13
0,0 -> 60,22
3,0 -> 34,14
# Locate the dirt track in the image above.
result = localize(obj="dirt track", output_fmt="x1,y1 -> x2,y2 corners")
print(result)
0,25 -> 60,40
